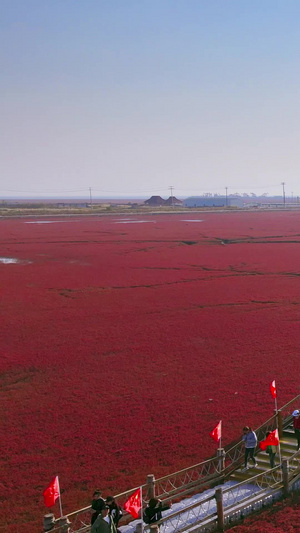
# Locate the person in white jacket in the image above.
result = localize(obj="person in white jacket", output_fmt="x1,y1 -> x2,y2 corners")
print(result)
242,426 -> 258,471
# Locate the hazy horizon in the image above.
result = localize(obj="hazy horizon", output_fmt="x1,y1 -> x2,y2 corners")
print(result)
0,189 -> 294,201
1,1 -> 300,198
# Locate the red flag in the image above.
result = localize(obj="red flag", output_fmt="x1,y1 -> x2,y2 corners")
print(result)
124,488 -> 142,519
259,429 -> 279,451
43,476 -> 59,508
270,380 -> 277,399
210,421 -> 222,443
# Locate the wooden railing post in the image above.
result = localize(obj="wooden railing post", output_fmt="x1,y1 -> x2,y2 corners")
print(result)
58,517 -> 71,532
217,448 -> 225,472
43,513 -> 55,532
146,474 -> 155,500
277,409 -> 283,439
215,488 -> 224,531
282,459 -> 289,497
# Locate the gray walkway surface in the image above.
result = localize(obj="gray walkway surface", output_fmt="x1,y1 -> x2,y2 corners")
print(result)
119,480 -> 262,533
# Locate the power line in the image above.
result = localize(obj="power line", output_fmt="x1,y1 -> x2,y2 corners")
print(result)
0,187 -> 89,194
0,183 -> 291,196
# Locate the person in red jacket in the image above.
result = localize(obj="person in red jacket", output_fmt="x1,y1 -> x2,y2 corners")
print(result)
293,410 -> 300,450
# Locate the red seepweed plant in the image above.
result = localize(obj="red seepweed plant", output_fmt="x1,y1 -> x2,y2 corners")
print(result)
1,211 -> 300,531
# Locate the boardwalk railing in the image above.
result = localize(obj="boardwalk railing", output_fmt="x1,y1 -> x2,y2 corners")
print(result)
154,456 -> 222,503
44,394 -> 300,532
223,393 -> 300,476
151,465 -> 284,533
148,448 -> 300,533
44,485 -> 148,533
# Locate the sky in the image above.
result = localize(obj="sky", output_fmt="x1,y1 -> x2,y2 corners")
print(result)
1,0 -> 300,199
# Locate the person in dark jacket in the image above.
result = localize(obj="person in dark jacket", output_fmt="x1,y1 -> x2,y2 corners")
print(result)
106,496 -> 123,527
91,490 -> 106,525
293,410 -> 300,449
143,498 -> 171,526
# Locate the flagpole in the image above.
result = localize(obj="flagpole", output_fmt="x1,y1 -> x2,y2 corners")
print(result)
56,476 -> 63,518
271,380 -> 282,466
140,486 -> 144,532
218,420 -> 222,473
274,396 -> 282,466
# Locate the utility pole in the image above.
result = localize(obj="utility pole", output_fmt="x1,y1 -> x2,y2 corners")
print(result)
281,182 -> 285,207
89,187 -> 93,208
225,187 -> 228,207
169,185 -> 174,207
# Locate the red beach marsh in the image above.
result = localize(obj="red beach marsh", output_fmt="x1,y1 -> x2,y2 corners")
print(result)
1,210 -> 300,531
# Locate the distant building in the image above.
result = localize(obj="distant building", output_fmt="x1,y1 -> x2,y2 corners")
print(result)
183,196 -> 243,208
164,196 -> 183,206
145,195 -> 183,207
144,195 -> 166,206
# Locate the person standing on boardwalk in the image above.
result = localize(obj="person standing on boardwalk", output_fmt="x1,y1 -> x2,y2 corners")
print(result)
91,490 -> 106,525
143,498 -> 171,528
265,431 -> 278,468
242,426 -> 258,471
293,410 -> 300,449
106,495 -> 123,528
91,506 -> 112,533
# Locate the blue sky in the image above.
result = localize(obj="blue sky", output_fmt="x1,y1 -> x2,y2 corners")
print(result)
1,1 -> 300,198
